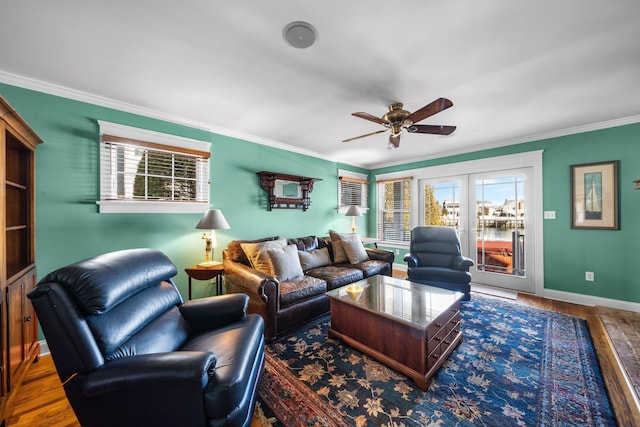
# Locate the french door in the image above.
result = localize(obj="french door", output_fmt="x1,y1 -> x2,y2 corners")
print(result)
419,167 -> 535,293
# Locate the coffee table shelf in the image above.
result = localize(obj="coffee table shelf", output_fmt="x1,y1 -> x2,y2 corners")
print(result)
327,276 -> 463,390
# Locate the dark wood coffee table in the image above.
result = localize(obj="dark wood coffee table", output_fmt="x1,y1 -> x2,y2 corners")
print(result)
326,275 -> 464,390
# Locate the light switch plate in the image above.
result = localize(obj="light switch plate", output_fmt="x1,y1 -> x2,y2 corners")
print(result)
543,211 -> 556,219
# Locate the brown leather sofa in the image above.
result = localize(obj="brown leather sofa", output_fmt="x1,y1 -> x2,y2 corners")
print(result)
223,234 -> 394,341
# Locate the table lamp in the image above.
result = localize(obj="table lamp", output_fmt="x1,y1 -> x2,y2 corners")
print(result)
195,208 -> 230,267
345,205 -> 362,234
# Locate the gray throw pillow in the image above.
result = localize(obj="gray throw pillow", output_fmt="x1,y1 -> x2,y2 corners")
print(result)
268,244 -> 304,282
340,233 -> 370,264
240,238 -> 287,275
298,247 -> 331,270
329,230 -> 349,263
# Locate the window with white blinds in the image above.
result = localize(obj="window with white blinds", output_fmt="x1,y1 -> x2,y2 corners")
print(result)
376,177 -> 412,242
337,170 -> 368,213
97,121 -> 211,213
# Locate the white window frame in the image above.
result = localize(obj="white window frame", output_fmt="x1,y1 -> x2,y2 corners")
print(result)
337,169 -> 369,214
375,176 -> 413,243
97,121 -> 211,214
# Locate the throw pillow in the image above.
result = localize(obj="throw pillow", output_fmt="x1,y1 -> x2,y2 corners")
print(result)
340,233 -> 370,264
227,236 -> 281,265
240,238 -> 287,275
328,230 -> 349,264
298,247 -> 331,270
268,244 -> 304,282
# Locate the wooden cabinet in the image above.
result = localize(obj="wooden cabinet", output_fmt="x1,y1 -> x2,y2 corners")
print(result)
1,96 -> 42,425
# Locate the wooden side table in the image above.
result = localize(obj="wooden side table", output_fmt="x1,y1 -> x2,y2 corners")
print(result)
184,263 -> 224,300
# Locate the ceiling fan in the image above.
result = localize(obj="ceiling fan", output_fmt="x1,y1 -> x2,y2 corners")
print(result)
343,98 -> 456,149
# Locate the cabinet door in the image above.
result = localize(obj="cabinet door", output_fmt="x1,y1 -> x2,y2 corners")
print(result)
22,270 -> 37,357
7,280 -> 24,390
0,298 -> 6,398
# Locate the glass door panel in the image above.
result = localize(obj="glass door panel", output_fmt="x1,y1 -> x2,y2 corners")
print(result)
470,169 -> 534,292
419,176 -> 468,255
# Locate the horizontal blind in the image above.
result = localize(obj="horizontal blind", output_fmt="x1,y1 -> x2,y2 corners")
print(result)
338,171 -> 368,210
376,179 -> 412,242
339,180 -> 367,207
100,139 -> 209,202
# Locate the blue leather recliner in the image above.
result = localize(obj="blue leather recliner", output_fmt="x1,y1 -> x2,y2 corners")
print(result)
404,226 -> 474,300
28,248 -> 265,427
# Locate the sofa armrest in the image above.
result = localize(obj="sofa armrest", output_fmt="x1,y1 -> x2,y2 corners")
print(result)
451,255 -> 474,272
365,248 -> 395,264
404,253 -> 420,268
223,258 -> 280,340
84,352 -> 215,397
180,294 -> 249,333
223,259 -> 278,301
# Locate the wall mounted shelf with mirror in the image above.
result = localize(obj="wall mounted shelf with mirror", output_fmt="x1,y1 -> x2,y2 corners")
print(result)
256,171 -> 322,211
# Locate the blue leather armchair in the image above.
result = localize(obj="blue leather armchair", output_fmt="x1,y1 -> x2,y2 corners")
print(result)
28,248 -> 265,427
404,226 -> 474,300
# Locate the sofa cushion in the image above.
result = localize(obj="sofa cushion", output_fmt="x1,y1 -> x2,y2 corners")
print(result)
328,231 -> 349,263
279,276 -> 327,308
288,235 -> 318,251
298,247 -> 331,270
241,238 -> 287,275
268,244 -> 304,282
340,234 -> 370,264
227,236 -> 282,265
305,265 -> 364,290
348,259 -> 391,278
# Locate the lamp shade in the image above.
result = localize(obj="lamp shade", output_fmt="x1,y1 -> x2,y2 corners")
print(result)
345,205 -> 363,217
196,209 -> 230,230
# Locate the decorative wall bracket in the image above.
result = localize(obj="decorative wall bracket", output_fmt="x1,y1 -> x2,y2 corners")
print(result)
256,171 -> 321,211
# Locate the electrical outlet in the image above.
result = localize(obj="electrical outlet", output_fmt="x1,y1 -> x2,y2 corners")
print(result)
395,249 -> 400,255
585,271 -> 594,281
544,211 -> 556,219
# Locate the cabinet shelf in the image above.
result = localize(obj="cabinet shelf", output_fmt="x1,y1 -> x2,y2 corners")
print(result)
5,180 -> 28,191
6,225 -> 28,231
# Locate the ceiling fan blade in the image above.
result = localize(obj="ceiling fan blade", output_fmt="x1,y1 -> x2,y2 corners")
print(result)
406,124 -> 457,135
406,98 -> 453,124
342,129 -> 387,143
352,112 -> 388,125
388,133 -> 401,149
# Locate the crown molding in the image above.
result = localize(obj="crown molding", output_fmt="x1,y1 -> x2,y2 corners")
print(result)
368,114 -> 640,169
3,71 -> 638,171
0,71 -> 338,163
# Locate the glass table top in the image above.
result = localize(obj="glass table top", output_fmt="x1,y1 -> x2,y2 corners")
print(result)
326,275 -> 464,328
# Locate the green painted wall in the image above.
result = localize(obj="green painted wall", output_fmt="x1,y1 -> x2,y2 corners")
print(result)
0,84 -> 368,303
370,124 -> 640,303
3,83 -> 639,308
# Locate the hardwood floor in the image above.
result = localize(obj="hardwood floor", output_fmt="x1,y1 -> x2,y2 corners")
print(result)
7,291 -> 640,427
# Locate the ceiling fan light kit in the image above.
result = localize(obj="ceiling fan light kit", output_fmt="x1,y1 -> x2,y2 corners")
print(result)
283,21 -> 317,49
344,98 -> 456,149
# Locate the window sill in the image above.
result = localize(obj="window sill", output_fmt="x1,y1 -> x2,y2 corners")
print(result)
97,200 -> 208,214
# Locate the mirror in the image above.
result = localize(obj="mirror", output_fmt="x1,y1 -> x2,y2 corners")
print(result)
275,179 -> 302,198
257,171 -> 322,211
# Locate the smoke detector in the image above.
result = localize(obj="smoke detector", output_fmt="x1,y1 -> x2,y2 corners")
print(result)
283,21 -> 317,49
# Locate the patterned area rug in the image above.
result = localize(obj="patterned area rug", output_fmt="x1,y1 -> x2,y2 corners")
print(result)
253,295 -> 616,426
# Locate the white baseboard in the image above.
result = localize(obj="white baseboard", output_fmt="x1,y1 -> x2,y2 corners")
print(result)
543,288 -> 640,313
39,340 -> 50,356
396,262 -> 639,313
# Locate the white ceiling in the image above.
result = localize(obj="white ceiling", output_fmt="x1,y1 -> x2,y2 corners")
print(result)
1,1 -> 639,168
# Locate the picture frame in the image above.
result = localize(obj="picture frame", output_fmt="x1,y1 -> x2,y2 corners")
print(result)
570,160 -> 619,230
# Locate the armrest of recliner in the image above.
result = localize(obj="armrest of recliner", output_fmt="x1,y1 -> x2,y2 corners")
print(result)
404,253 -> 420,268
451,255 -> 474,272
180,293 -> 249,332
83,351 -> 216,397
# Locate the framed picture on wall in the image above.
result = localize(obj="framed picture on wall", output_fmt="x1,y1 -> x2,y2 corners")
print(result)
570,160 -> 619,230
